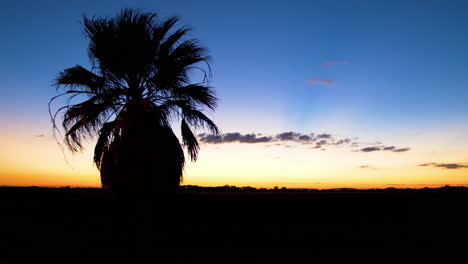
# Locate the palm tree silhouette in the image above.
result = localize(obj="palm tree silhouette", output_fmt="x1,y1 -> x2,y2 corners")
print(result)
49,9 -> 219,252
51,8 -> 218,193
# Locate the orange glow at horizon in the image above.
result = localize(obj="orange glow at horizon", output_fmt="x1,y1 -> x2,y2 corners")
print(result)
1,127 -> 468,189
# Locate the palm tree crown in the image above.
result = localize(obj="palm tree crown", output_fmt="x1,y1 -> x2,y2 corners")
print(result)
50,9 -> 219,194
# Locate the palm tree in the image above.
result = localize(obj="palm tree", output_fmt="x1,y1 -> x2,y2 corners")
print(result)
50,9 -> 219,200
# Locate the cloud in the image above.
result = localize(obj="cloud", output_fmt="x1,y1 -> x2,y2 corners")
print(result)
240,134 -> 272,143
222,132 -> 242,143
311,140 -> 328,150
393,147 -> 411,152
198,131 -> 409,154
307,79 -> 336,85
324,61 -> 350,66
358,145 -> 411,153
276,132 -> 301,141
359,165 -> 379,170
220,132 -> 272,143
298,135 -> 312,141
198,133 -> 273,144
360,146 -> 381,152
315,139 -> 328,146
419,162 -> 468,169
199,131 -> 339,145
334,138 -> 352,145
418,163 -> 435,167
198,134 -> 223,144
33,134 -> 53,140
315,133 -> 332,139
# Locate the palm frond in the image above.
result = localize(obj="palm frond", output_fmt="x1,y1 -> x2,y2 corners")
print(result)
160,27 -> 191,54
149,46 -> 210,93
55,65 -> 105,94
62,96 -> 113,152
153,16 -> 179,44
182,108 -> 219,135
170,39 -> 211,69
173,84 -> 218,110
84,9 -> 158,87
181,118 -> 200,161
94,121 -> 118,169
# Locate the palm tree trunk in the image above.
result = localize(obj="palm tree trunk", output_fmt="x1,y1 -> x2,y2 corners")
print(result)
101,105 -> 184,255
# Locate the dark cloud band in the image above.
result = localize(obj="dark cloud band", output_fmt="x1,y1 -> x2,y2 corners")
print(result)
419,162 -> 468,169
198,132 -> 272,144
198,131 -> 410,153
358,146 -> 410,153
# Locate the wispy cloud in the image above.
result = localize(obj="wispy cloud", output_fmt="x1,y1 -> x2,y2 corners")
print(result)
419,162 -> 468,169
307,79 -> 336,85
392,147 -> 411,152
359,165 -> 379,170
334,138 -> 352,145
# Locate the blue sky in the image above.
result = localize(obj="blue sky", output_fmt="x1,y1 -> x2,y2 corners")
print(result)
1,0 -> 468,187
2,0 -> 468,132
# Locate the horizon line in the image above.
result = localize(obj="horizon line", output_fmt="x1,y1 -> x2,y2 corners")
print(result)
2,184 -> 468,191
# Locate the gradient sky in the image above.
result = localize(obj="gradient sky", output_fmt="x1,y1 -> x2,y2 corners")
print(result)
2,0 -> 468,188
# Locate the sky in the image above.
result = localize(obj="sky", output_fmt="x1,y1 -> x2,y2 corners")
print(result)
1,0 -> 468,188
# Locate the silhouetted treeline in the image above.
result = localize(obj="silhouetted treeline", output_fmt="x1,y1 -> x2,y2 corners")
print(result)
2,185 -> 466,194
178,185 -> 468,193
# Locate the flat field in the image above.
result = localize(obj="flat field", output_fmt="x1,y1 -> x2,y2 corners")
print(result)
1,187 -> 467,259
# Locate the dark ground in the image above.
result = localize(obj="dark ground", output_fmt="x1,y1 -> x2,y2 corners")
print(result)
0,187 -> 467,260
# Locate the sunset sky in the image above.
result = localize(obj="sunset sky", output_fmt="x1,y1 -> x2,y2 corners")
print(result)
2,0 -> 468,188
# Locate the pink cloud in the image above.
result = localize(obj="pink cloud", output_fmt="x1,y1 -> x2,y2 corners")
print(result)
323,61 -> 350,66
307,79 -> 336,85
